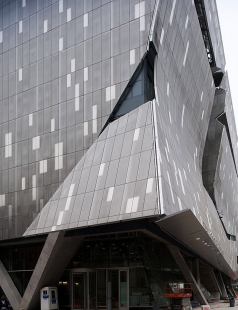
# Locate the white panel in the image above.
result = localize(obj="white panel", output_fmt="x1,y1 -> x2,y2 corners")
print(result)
93,119 -> 97,134
200,91 -> 203,102
67,8 -> 71,22
59,38 -> 63,51
0,195 -> 5,207
55,157 -> 58,170
135,3 -> 140,19
169,0 -> 176,25
84,67 -> 88,81
181,104 -> 185,128
68,184 -> 75,197
40,160 -> 47,173
146,178 -> 154,194
58,156 -> 63,169
51,118 -> 55,132
107,187 -> 114,202
5,145 -> 12,158
75,84 -> 79,97
84,122 -> 88,136
0,31 -> 2,43
5,132 -> 12,145
131,196 -> 139,212
32,136 -> 40,150
126,198 -> 133,213
55,142 -> 63,156
65,197 -> 72,211
98,163 -> 105,176
67,73 -> 71,87
9,205 -> 12,217
135,1 -> 145,19
5,132 -> 12,158
29,114 -> 33,126
22,0 -> 26,7
75,97 -> 79,111
32,187 -> 36,200
32,175 -> 36,187
92,105 -> 97,119
140,16 -> 145,31
83,13 -> 88,27
185,15 -> 189,29
19,68 -> 22,81
19,20 -> 23,33
106,86 -> 111,101
22,177 -> 26,190
140,1 -> 145,16
130,49 -> 135,65
133,128 -> 140,141
44,20 -> 48,33
71,58 -> 75,72
160,28 -> 164,45
40,161 -> 43,174
59,0 -> 63,13
201,110 -> 204,120
183,41 -> 189,67
57,211 -> 64,225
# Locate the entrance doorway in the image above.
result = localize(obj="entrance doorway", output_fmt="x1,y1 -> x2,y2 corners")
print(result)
71,269 -> 128,310
72,269 -> 96,310
107,269 -> 129,310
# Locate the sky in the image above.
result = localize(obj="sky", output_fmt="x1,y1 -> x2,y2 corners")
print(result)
216,0 -> 238,132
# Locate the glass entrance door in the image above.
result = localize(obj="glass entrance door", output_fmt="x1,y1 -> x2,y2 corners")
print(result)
72,270 -> 96,310
107,270 -> 128,310
73,273 -> 85,310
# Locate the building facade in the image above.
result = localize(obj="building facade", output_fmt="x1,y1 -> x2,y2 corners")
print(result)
0,0 -> 238,309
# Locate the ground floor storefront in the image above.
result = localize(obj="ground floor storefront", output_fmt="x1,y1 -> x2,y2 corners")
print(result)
0,226 -> 231,310
57,232 -> 184,310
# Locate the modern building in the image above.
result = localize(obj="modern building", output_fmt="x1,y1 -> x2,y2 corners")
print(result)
0,0 -> 237,309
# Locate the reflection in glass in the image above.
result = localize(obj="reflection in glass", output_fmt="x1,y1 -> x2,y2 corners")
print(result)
97,269 -> 106,309
89,272 -> 96,309
120,271 -> 128,308
108,270 -> 119,310
58,270 -> 70,306
129,268 -> 151,307
73,274 -> 85,309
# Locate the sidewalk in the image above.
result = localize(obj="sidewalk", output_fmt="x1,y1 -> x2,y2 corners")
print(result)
208,300 -> 237,310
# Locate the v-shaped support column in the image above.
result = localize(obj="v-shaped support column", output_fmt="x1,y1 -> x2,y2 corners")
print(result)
20,231 -> 83,310
0,260 -> 22,310
167,245 -> 207,305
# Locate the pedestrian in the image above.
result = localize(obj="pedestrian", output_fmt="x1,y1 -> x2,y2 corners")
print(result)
0,295 -> 9,310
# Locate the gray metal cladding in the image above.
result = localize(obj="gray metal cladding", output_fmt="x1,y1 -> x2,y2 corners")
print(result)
1,0 -> 238,277
23,102 -> 158,235
0,0 -> 154,239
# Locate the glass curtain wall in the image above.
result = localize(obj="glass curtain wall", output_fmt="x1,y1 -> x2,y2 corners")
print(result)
59,232 -> 184,309
0,243 -> 44,295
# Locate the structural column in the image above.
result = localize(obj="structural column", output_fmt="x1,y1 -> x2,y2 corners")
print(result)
167,245 -> 207,305
20,231 -> 83,310
0,260 -> 22,310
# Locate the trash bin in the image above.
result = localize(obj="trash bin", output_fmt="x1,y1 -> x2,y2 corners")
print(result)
230,298 -> 235,307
